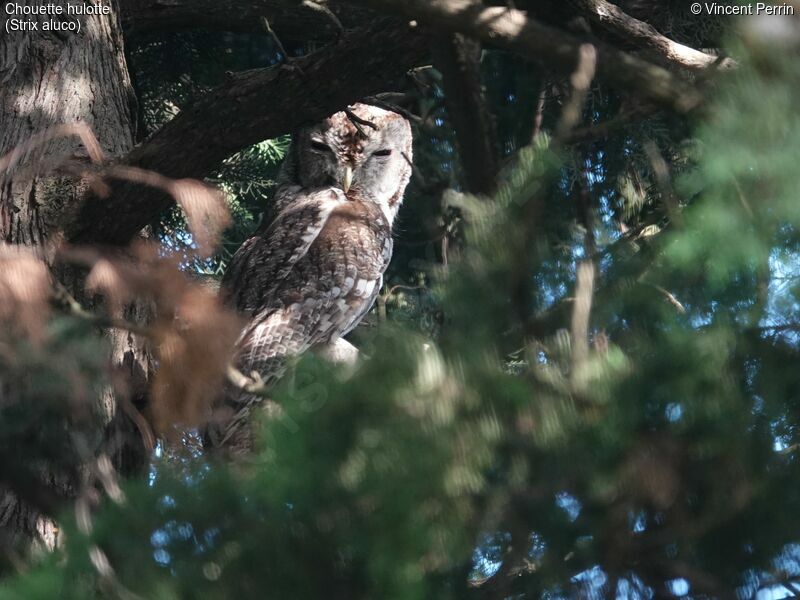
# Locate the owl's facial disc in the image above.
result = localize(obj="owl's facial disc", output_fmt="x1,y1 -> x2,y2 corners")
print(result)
352,125 -> 410,213
295,103 -> 412,222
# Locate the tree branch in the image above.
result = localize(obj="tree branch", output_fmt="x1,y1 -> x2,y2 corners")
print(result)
345,0 -> 704,113
67,22 -> 428,246
118,0 -> 353,40
567,0 -> 735,71
562,101 -> 658,145
431,34 -> 499,195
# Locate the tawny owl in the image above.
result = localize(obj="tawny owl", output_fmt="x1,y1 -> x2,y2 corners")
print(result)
205,103 -> 413,455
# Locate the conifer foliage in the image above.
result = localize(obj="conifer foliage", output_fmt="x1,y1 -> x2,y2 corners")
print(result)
2,3 -> 800,599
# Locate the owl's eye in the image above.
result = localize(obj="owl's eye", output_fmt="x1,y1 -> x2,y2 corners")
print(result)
373,149 -> 393,158
311,140 -> 332,153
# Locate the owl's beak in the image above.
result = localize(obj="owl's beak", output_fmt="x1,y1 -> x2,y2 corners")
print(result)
342,166 -> 353,193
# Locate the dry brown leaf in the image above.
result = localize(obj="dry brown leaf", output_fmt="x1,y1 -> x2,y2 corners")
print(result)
0,244 -> 51,340
68,242 -> 242,436
0,123 -> 104,183
169,179 -> 231,258
0,124 -> 230,259
85,258 -> 137,315
102,167 -> 231,258
149,279 -> 241,437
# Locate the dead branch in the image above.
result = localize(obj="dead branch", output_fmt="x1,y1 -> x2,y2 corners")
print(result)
644,140 -> 683,227
531,84 -> 547,142
346,0 -> 704,114
362,94 -> 423,123
344,108 -> 379,138
567,0 -> 736,71
555,44 -> 598,140
571,151 -> 597,374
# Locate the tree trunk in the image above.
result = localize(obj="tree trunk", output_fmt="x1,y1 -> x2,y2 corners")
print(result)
0,0 -> 147,548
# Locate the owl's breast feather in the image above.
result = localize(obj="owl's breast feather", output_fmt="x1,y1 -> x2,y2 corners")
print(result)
312,200 -> 393,275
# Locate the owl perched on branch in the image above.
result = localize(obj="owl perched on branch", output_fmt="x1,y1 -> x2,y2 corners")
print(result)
205,103 -> 413,455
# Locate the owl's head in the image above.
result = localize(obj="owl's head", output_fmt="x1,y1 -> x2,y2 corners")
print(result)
293,103 -> 413,223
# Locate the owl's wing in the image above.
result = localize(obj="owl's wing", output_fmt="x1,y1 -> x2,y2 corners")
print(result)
220,187 -> 347,315
211,194 -> 393,455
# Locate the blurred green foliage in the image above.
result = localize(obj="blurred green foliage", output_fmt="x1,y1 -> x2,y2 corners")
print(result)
6,13 -> 800,600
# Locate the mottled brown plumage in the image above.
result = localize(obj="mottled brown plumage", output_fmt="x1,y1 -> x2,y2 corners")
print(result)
205,104 -> 413,455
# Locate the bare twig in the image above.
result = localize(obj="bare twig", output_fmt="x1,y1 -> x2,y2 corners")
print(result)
118,393 -> 156,453
362,94 -> 423,123
301,0 -> 345,36
649,283 -> 686,313
386,283 -> 425,296
400,150 -> 427,186
51,280 -> 152,338
750,323 -> 800,335
556,44 -> 598,141
733,178 -> 755,220
261,17 -> 292,64
377,283 -> 426,321
571,168 -> 597,374
344,107 -> 379,138
570,236 -> 595,374
531,85 -> 547,142
644,141 -> 682,227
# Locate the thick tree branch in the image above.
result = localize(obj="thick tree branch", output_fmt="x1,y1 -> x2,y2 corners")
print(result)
346,0 -> 704,113
118,0 -> 352,40
431,34 -> 500,195
119,0 -> 731,77
67,22 -> 428,246
568,0 -> 735,71
0,470 -> 69,520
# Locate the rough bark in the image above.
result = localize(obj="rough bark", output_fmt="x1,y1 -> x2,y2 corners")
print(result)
0,0 -> 147,547
72,0 -> 716,246
567,0 -> 734,71
119,0 -> 355,40
0,4 -> 136,246
346,0 -> 704,113
117,0 -> 729,57
67,20 -> 429,246
431,34 -> 499,195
